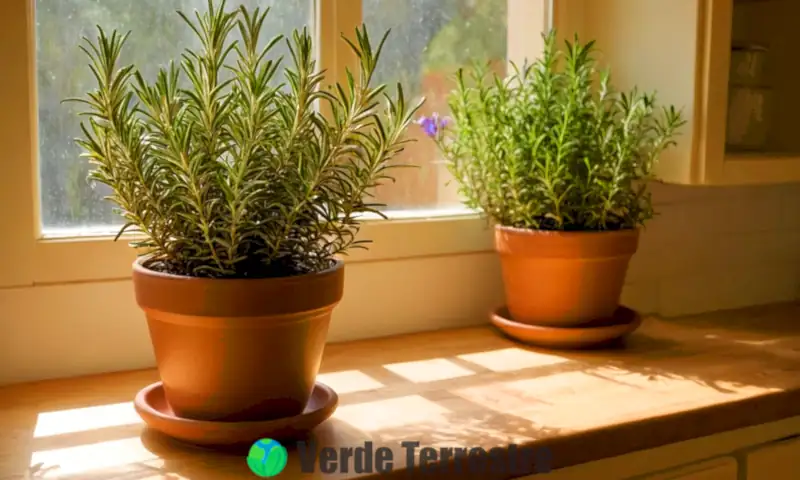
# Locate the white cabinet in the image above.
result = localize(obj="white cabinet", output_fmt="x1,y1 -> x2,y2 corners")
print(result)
746,436 -> 800,480
552,0 -> 800,185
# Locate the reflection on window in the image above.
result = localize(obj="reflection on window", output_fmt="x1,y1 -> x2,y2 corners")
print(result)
35,0 -> 312,232
364,0 -> 507,212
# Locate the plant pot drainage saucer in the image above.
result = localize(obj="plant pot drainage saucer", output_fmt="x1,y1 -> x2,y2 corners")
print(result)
134,381 -> 338,447
490,305 -> 642,349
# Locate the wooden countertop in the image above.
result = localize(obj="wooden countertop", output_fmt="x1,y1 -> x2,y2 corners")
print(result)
1,303 -> 800,479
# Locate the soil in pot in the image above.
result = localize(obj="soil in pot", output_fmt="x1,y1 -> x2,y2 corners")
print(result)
132,258 -> 345,422
495,225 -> 639,327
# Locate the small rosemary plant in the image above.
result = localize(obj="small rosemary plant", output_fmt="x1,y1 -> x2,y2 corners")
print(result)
71,1 -> 422,277
420,32 -> 685,231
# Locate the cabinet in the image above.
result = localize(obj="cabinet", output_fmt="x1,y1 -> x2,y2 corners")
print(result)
525,457 -> 737,480
641,458 -> 738,480
746,436 -> 800,480
552,0 -> 800,185
510,415 -> 800,480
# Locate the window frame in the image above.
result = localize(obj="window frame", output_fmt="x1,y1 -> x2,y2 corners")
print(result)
0,0 -> 552,289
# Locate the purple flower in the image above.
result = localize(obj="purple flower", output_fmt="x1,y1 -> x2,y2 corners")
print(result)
416,113 -> 450,138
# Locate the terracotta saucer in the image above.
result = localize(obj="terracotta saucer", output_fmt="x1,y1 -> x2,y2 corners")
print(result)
490,305 -> 642,349
134,381 -> 338,447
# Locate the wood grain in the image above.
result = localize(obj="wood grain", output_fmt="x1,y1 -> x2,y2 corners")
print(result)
1,302 -> 799,479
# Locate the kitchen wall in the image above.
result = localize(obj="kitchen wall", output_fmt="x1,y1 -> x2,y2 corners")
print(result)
622,182 -> 800,317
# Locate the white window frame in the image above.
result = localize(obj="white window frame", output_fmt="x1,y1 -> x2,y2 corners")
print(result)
0,0 -> 553,289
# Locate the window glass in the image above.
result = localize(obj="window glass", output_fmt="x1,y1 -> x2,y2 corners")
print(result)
363,0 -> 507,213
35,0 -> 312,234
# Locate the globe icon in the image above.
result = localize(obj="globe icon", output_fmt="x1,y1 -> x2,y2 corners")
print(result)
247,438 -> 288,477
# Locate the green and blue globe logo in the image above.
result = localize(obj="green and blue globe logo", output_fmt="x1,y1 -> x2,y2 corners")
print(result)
247,438 -> 288,477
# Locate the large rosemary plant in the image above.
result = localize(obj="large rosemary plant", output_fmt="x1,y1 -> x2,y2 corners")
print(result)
71,1 -> 422,277
421,32 -> 685,231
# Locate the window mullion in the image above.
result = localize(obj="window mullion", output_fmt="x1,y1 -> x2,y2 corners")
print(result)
317,0 -> 363,97
507,0 -> 552,67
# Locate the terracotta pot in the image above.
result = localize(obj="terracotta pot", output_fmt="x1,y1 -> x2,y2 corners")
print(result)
132,258 -> 344,422
495,225 -> 639,327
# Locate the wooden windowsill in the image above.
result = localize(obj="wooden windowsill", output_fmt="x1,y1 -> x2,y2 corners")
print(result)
1,303 -> 800,479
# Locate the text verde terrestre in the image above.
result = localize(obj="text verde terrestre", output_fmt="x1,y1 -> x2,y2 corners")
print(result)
296,441 -> 552,474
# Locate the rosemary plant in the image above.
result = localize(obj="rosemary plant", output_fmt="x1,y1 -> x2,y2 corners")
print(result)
71,1 -> 422,277
420,32 -> 685,231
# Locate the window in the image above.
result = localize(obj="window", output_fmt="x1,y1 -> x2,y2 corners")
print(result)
363,0 -> 508,214
36,0 -> 314,235
35,0 -> 507,238
0,0 -> 549,288
36,0 -> 508,237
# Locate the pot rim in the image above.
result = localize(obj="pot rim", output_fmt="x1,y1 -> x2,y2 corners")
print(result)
495,224 -> 640,237
132,255 -> 344,283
